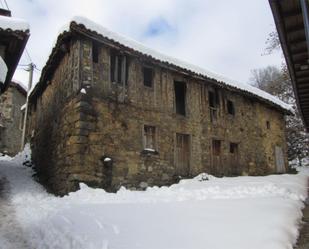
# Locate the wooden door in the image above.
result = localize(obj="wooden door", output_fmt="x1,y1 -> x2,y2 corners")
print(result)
211,140 -> 222,175
275,146 -> 285,173
229,143 -> 239,175
175,133 -> 190,176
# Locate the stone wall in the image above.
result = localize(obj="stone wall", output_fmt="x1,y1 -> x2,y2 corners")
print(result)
28,38 -> 83,194
29,37 -> 288,195
0,84 -> 26,155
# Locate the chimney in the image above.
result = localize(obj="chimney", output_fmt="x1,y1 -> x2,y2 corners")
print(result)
0,8 -> 11,17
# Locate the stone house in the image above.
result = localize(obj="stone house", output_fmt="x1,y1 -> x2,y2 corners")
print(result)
0,81 -> 26,155
28,17 -> 291,195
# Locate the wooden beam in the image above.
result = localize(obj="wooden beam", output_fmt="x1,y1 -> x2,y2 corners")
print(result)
286,25 -> 305,34
292,57 -> 308,64
299,102 -> 309,107
292,54 -> 308,62
293,51 -> 308,58
297,88 -> 309,94
290,41 -> 307,53
283,10 -> 302,19
297,81 -> 309,87
299,93 -> 309,98
295,69 -> 309,77
289,37 -> 307,46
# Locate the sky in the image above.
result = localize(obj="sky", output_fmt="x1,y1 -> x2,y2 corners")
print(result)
4,0 -> 283,88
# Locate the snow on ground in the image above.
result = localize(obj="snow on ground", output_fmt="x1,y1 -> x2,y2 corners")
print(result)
0,147 -> 308,249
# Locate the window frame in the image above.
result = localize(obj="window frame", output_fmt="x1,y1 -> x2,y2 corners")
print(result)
212,139 -> 221,156
143,125 -> 157,151
266,121 -> 271,129
110,49 -> 128,85
229,142 -> 238,154
227,100 -> 235,116
174,81 -> 187,116
143,66 -> 154,88
92,42 -> 99,64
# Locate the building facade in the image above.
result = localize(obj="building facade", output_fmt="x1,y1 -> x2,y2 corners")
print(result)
0,8 -> 29,94
0,81 -> 26,155
28,17 -> 290,195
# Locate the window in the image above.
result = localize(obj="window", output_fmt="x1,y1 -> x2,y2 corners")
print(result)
230,143 -> 238,154
143,67 -> 153,87
266,121 -> 270,129
92,42 -> 99,63
110,49 -> 128,85
227,100 -> 235,115
212,140 -> 221,156
143,125 -> 156,150
209,91 -> 215,108
209,89 -> 220,122
175,133 -> 190,175
174,81 -> 186,116
208,89 -> 220,107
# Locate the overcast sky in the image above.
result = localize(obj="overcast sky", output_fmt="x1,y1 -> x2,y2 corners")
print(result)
6,0 -> 283,88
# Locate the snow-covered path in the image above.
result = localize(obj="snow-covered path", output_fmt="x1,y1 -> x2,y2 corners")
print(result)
0,175 -> 30,249
0,148 -> 308,249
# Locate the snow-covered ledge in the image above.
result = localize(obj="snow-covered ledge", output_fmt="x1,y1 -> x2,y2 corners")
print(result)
0,15 -> 29,32
0,55 -> 8,84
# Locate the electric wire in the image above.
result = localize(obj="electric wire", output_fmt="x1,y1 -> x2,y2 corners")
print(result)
3,0 -> 9,10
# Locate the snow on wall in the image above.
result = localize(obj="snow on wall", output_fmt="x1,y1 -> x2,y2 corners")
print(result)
60,16 -> 291,112
0,15 -> 29,32
0,55 -> 7,83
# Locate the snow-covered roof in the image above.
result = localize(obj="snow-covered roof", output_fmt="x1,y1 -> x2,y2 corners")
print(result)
0,15 -> 29,32
0,55 -> 7,83
37,16 -> 291,112
12,79 -> 28,92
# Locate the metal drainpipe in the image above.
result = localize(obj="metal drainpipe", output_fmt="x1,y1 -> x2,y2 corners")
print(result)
20,63 -> 34,150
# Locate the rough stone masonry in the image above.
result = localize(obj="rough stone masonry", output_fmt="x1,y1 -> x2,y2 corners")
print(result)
27,19 -> 290,195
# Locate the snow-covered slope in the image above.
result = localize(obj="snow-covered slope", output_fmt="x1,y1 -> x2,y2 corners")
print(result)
0,147 -> 308,249
60,16 -> 291,112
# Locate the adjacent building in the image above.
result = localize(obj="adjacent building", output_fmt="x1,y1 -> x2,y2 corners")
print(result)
28,17 -> 291,195
0,8 -> 29,94
0,81 -> 26,155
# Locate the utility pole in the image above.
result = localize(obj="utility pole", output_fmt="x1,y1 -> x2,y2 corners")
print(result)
21,63 -> 34,150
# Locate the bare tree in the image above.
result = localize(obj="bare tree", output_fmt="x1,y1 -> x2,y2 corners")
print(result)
249,31 -> 309,165
249,66 -> 282,92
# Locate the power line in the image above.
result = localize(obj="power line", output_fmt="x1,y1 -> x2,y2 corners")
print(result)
18,64 -> 30,67
3,0 -> 9,10
25,49 -> 33,63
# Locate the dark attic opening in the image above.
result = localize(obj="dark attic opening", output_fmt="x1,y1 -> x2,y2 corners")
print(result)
227,100 -> 235,115
143,67 -> 153,87
174,81 -> 186,116
92,42 -> 99,63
